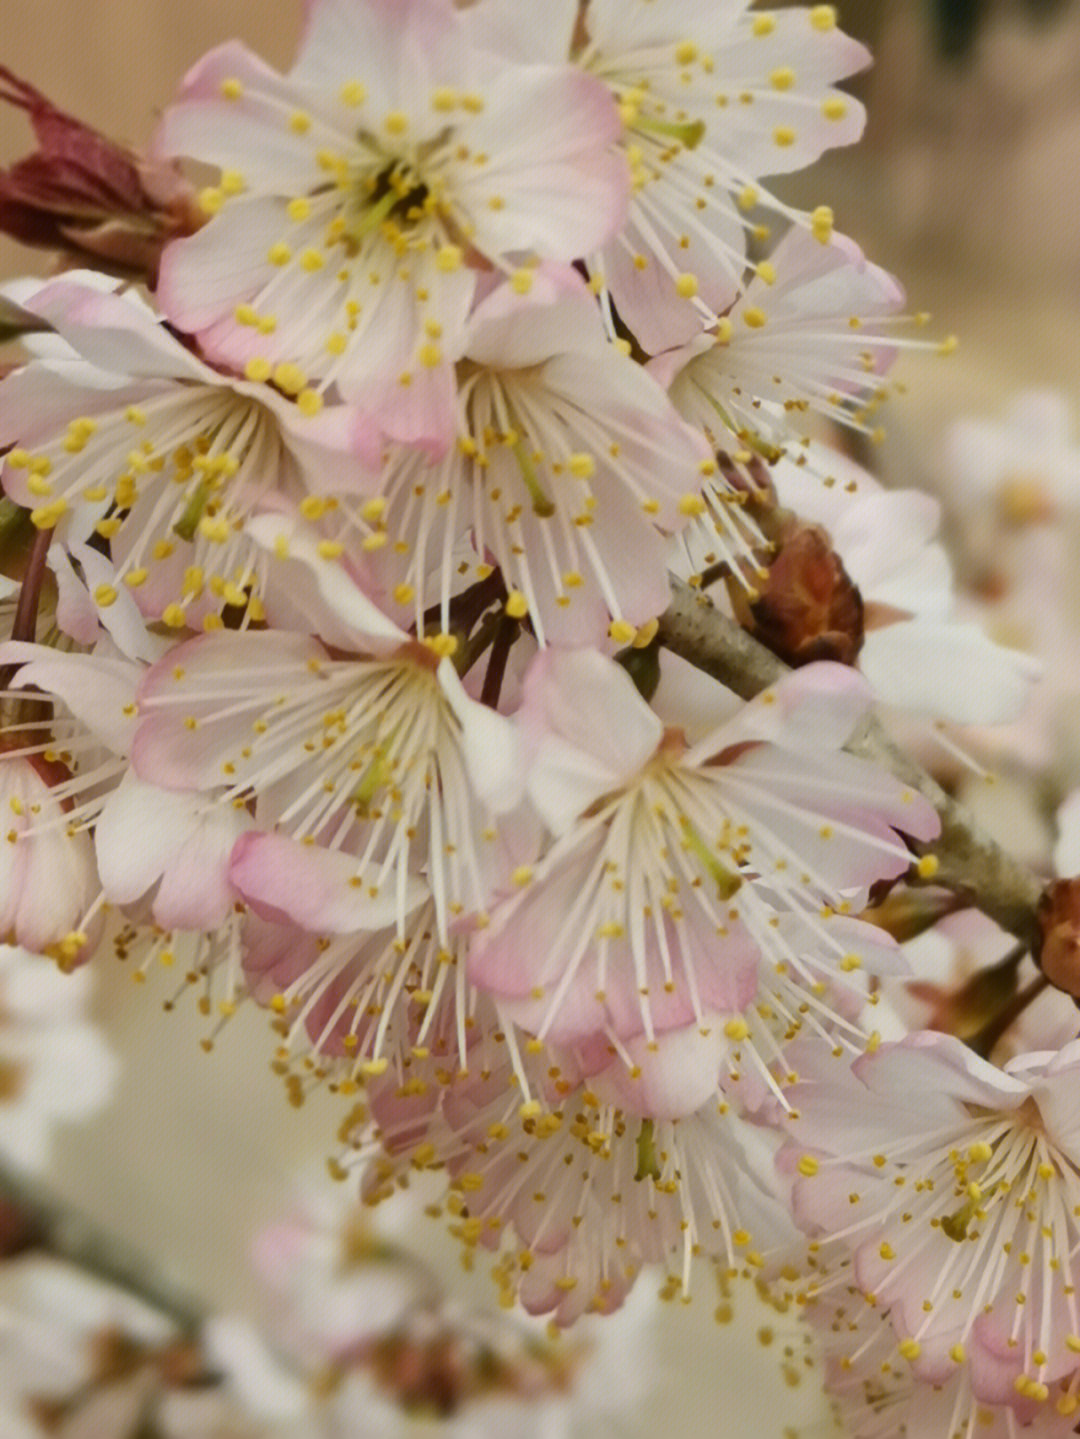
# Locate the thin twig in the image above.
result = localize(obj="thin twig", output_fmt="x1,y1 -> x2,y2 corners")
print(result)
657,578 -> 1045,953
0,1159 -> 206,1334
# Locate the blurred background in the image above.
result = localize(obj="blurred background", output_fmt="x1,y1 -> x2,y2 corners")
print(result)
2,3 -> 1079,1434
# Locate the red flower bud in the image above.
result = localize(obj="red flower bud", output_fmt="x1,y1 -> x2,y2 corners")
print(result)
0,66 -> 200,281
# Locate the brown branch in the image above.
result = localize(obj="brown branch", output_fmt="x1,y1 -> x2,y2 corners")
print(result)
0,1159 -> 206,1335
657,578 -> 1045,953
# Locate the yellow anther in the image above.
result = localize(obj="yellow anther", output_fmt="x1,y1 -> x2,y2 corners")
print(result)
678,492 -> 706,516
267,241 -> 292,266
296,388 -> 324,417
773,126 -> 796,147
93,583 -> 118,607
199,187 -> 224,215
436,244 -> 463,272
511,268 -> 534,295
915,854 -> 939,879
797,1155 -> 820,1178
273,362 -> 307,396
505,590 -> 529,619
300,248 -> 325,272
235,303 -> 260,326
317,540 -> 344,560
898,1339 -> 921,1361
393,583 -> 415,605
757,261 -> 777,284
811,204 -> 834,243
822,97 -> 848,121
609,620 -> 637,644
219,77 -> 244,100
384,110 -> 409,135
810,5 -> 837,30
949,1343 -> 965,1364
418,342 -> 442,368
244,357 -> 272,383
743,306 -> 767,328
568,453 -> 596,479
30,500 -> 68,529
770,67 -> 795,90
512,866 -> 533,887
289,110 -> 311,134
675,272 -> 699,298
431,86 -> 458,112
221,169 -> 246,195
326,332 -> 347,355
338,80 -> 367,106
752,15 -> 776,36
724,1018 -> 749,1040
123,568 -> 148,588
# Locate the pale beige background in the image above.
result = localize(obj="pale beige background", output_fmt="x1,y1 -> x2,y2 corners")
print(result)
3,3 -> 1080,1434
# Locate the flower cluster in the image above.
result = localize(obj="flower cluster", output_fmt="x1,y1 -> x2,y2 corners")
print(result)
0,4 -> 1069,1436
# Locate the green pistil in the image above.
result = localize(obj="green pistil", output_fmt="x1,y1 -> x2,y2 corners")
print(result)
511,438 -> 555,518
350,750 -> 392,817
681,819 -> 743,900
635,1119 -> 661,1182
941,1196 -> 979,1242
633,115 -> 706,150
351,184 -> 404,240
173,479 -> 214,542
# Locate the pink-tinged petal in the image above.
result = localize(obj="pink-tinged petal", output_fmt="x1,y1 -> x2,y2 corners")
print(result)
590,1020 -> 730,1120
457,67 -> 628,258
436,658 -> 524,814
1025,1040 -> 1080,1159
245,513 -> 407,655
520,648 -> 663,831
228,832 -> 427,933
48,545 -> 104,646
62,543 -> 165,665
156,194 -> 287,334
687,661 -> 872,763
0,363 -> 149,461
20,279 -> 207,383
0,642 -> 140,756
601,199 -> 744,355
291,0 -> 463,113
94,775 -> 249,929
860,622 -> 1040,725
153,41 -> 321,189
852,1032 -> 1028,1111
134,630 -> 324,790
462,0 -> 578,64
464,266 -> 597,371
650,648 -> 744,744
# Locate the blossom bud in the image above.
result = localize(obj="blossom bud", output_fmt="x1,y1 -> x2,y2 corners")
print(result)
750,522 -> 864,667
0,66 -> 199,281
1036,877 -> 1080,1000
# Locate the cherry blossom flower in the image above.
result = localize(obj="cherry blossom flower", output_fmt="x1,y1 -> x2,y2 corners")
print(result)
0,945 -> 116,1172
316,267 -> 715,644
467,0 -> 871,352
153,0 -> 627,437
809,1270 -> 1080,1437
783,1032 -> 1080,1406
0,279 -> 377,630
351,1005 -> 795,1325
649,228 -> 907,449
132,625 -> 522,948
468,647 -> 937,1046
